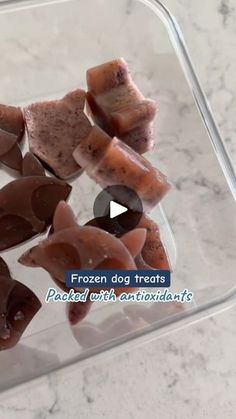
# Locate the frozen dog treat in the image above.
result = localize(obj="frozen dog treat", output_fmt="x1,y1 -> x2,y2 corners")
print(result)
66,226 -> 147,326
22,152 -> 45,177
0,129 -> 23,172
0,177 -> 71,251
86,212 -> 170,271
0,257 -> 41,350
67,299 -> 94,326
134,214 -> 171,271
67,226 -> 147,323
19,202 -> 146,284
86,58 -> 157,153
86,59 -> 130,95
79,212 -> 170,324
1,144 -> 22,172
20,202 -> 146,325
120,229 -> 148,259
0,257 -> 11,277
0,104 -> 25,142
24,90 -> 92,179
74,124 -> 112,169
73,126 -> 170,210
0,129 -> 17,156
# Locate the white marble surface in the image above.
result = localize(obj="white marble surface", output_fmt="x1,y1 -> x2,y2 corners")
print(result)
0,0 -> 236,417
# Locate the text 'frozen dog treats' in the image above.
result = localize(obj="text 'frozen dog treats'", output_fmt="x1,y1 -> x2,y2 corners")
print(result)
0,257 -> 41,351
86,58 -> 157,154
73,126 -> 170,211
24,90 -> 92,179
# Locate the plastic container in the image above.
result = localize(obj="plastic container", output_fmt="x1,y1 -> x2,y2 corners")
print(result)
0,0 -> 235,393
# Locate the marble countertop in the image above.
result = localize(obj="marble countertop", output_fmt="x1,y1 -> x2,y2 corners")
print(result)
0,0 -> 236,418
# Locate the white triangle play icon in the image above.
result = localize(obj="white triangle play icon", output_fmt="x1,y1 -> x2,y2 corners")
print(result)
110,201 -> 128,219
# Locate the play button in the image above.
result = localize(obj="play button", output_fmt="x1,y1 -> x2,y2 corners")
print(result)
110,201 -> 128,219
92,185 -> 143,235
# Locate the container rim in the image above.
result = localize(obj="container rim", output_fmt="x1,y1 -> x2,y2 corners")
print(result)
0,0 -> 236,392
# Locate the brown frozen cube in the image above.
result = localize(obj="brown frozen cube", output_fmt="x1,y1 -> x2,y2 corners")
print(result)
24,90 -> 93,179
87,58 -> 131,95
86,58 -> 157,154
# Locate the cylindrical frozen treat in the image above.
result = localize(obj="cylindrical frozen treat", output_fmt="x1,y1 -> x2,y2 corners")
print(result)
86,58 -> 157,154
73,126 -> 170,211
74,124 -> 112,169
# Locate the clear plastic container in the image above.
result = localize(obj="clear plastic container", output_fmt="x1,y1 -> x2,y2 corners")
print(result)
0,0 -> 236,393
